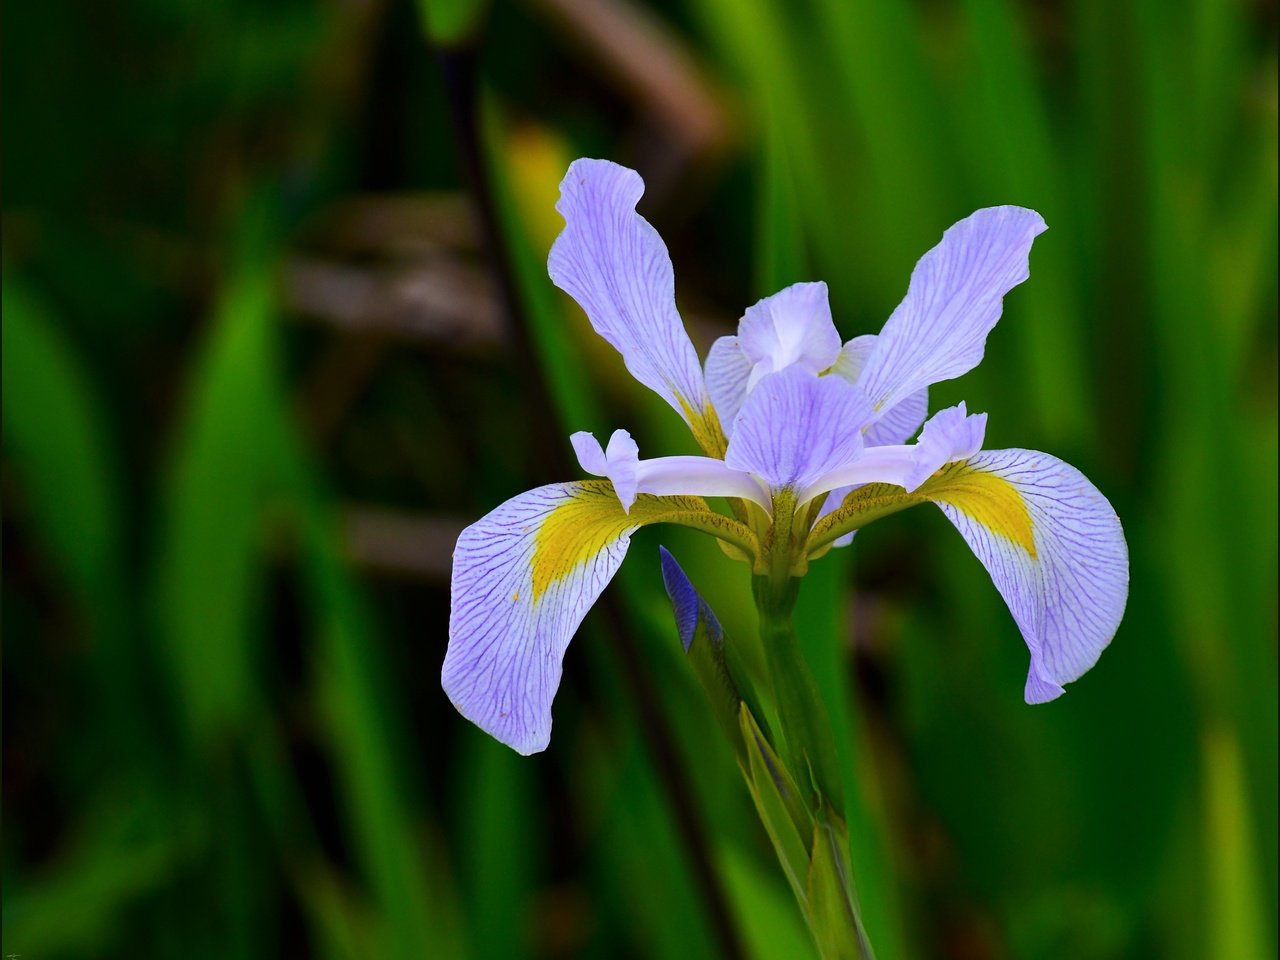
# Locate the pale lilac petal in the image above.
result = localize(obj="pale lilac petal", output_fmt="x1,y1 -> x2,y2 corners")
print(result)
800,405 -> 984,504
857,207 -> 1047,415
444,482 -> 644,754
738,282 -> 842,390
548,159 -> 709,425
724,366 -> 872,495
831,335 -> 928,446
572,428 -> 640,510
704,336 -> 752,436
926,450 -> 1128,701
904,403 -> 987,491
574,428 -> 768,509
570,431 -> 607,474
636,456 -> 771,509
796,444 -> 919,505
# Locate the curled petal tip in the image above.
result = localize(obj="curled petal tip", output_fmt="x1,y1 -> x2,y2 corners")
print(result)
1024,669 -> 1066,704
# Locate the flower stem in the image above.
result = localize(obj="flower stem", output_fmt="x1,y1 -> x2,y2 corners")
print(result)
753,571 -> 876,960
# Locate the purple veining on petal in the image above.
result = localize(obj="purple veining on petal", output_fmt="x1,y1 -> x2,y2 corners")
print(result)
725,366 -> 872,495
930,449 -> 1128,702
704,335 -> 752,435
443,482 -> 640,755
831,334 -> 929,446
858,206 -> 1047,415
737,281 -> 842,389
548,158 -> 709,423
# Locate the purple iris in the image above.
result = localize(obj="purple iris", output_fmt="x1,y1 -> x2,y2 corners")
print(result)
442,158 -> 1129,755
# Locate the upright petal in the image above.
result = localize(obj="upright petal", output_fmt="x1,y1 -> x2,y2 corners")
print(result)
916,450 -> 1128,701
831,335 -> 928,446
704,335 -> 752,435
738,282 -> 842,389
725,366 -> 872,496
444,481 -> 720,754
856,207 -> 1047,416
548,159 -> 713,436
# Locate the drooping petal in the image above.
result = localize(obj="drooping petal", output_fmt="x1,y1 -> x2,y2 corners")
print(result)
856,207 -> 1047,416
738,282 -> 842,390
548,159 -> 714,439
918,450 -> 1128,701
724,366 -> 872,496
831,335 -> 928,446
704,335 -> 752,436
444,481 -> 728,754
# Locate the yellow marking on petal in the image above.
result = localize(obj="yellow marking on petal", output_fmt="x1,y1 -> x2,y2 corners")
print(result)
926,463 -> 1037,557
681,397 -> 728,458
808,462 -> 1037,557
530,485 -> 634,602
530,481 -> 753,602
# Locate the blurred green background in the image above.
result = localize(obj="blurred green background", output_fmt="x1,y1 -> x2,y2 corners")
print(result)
3,0 -> 1276,957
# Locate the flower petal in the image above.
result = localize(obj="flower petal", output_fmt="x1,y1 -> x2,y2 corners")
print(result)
704,335 -> 752,436
917,450 -> 1128,701
738,282 -> 842,389
444,481 -> 719,754
548,159 -> 713,436
724,366 -> 872,496
831,335 -> 928,446
903,402 -> 986,490
574,429 -> 770,510
570,431 -> 607,475
636,456 -> 771,509
856,207 -> 1047,416
799,402 -> 987,504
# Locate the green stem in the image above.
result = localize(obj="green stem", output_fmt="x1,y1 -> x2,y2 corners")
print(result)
753,570 -> 876,960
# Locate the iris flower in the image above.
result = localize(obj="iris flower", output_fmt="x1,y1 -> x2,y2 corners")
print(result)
443,158 -> 1128,755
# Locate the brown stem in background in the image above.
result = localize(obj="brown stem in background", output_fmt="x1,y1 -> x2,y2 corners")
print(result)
435,42 -> 747,960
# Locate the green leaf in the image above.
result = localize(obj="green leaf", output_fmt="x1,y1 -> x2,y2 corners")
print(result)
1,280 -> 125,626
152,238 -> 283,741
739,703 -> 813,906
805,819 -> 863,960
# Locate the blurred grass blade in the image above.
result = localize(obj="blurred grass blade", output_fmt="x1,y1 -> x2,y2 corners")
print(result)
418,0 -> 487,46
2,280 -> 125,629
295,497 -> 470,960
717,842 -> 818,960
1203,727 -> 1272,959
2,797 -> 201,956
454,731 -> 536,960
152,224 -> 282,742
